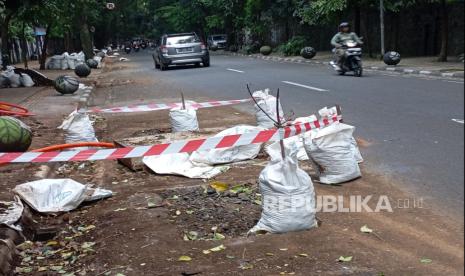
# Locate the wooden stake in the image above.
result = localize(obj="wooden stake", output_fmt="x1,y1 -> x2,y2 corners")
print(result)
181,92 -> 186,110
276,89 -> 285,160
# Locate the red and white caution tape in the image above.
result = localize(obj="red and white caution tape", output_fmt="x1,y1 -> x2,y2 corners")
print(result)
0,115 -> 341,164
87,98 -> 252,113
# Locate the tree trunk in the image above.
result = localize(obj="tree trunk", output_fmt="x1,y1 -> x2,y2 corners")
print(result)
21,22 -> 29,69
437,0 -> 448,62
1,13 -> 13,65
39,26 -> 51,70
79,15 -> 94,59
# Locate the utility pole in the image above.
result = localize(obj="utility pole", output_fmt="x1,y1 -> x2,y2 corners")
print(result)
380,0 -> 385,57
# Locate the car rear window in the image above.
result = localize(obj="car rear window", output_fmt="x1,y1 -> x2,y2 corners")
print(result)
166,35 -> 200,46
212,35 -> 226,41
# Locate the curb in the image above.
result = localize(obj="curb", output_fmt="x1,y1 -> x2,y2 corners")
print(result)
227,52 -> 464,80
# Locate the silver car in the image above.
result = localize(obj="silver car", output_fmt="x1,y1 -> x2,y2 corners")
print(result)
153,33 -> 210,71
207,34 -> 227,50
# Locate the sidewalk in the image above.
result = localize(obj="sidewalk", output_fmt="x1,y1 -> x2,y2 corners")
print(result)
227,51 -> 465,79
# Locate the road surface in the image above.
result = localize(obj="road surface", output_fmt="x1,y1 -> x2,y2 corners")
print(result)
121,52 -> 465,219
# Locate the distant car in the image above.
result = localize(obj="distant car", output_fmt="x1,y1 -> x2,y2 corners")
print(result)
153,32 -> 210,71
207,34 -> 227,50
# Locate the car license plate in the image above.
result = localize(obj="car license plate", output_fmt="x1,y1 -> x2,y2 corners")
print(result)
177,47 -> 194,54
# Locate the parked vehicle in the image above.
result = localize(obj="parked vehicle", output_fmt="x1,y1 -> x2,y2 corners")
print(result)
330,40 -> 363,77
207,34 -> 227,50
153,32 -> 210,71
124,46 -> 131,54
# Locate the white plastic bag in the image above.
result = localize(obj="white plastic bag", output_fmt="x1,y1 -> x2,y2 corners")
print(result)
143,153 -> 228,179
170,108 -> 199,133
14,179 -> 112,213
58,111 -> 98,144
250,141 -> 317,234
19,73 -> 35,87
0,196 -> 24,231
304,123 -> 361,184
190,125 -> 264,165
3,67 -> 21,88
253,89 -> 285,129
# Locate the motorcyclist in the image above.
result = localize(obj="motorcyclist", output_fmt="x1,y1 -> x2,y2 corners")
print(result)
331,22 -> 363,71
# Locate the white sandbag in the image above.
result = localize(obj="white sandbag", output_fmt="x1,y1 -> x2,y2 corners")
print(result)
67,56 -> 77,70
250,141 -> 317,234
13,179 -> 112,213
304,123 -> 361,184
0,75 -> 9,88
143,153 -> 228,179
19,73 -> 35,87
0,196 -> 24,231
58,110 -> 98,144
351,137 -> 364,163
170,108 -> 199,133
190,125 -> 264,165
253,89 -> 285,129
8,72 -> 21,88
93,56 -> 103,68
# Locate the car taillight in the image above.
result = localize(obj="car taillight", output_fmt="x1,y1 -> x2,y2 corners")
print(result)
201,43 -> 207,50
161,46 -> 168,54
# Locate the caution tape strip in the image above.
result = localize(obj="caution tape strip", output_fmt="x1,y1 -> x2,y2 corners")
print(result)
0,115 -> 341,164
87,98 -> 252,113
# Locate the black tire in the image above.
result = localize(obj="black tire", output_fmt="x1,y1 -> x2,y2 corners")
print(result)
338,70 -> 346,76
203,60 -> 210,67
354,60 -> 363,77
160,63 -> 167,71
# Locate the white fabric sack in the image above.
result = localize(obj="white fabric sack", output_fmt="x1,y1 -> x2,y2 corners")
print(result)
170,108 -> 199,133
14,179 -> 112,213
351,137 -> 364,163
190,125 -> 264,165
287,115 -> 319,161
0,196 -> 24,231
143,153 -> 228,179
3,68 -> 21,88
304,123 -> 361,184
19,73 -> 35,87
253,89 -> 285,129
58,111 -> 98,144
250,141 -> 317,234
93,56 -> 103,68
46,55 -> 65,69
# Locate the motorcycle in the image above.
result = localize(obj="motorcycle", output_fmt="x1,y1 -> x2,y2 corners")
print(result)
330,40 -> 363,77
133,45 -> 140,52
124,47 -> 132,54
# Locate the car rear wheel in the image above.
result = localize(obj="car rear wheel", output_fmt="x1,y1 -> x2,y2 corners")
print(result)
203,60 -> 210,67
160,63 -> 167,71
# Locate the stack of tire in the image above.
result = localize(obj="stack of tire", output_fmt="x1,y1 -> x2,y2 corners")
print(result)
301,47 -> 317,59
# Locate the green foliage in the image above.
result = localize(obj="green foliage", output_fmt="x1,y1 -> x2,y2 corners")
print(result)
277,36 -> 307,56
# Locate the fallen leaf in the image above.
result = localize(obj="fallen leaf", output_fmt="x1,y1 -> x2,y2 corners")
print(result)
420,258 -> 433,264
46,240 -> 59,247
298,253 -> 309,257
279,248 -> 288,251
239,262 -> 254,270
50,266 -> 64,271
266,253 -> 275,256
175,210 -> 182,216
210,244 -> 226,252
186,231 -> 199,241
38,267 -> 48,272
185,210 -> 194,215
226,255 -> 235,259
147,199 -> 162,208
178,256 -> 192,262
210,181 -> 229,192
81,242 -> 96,250
338,256 -> 353,262
114,208 -> 127,212
202,250 -> 211,255
360,225 -> 373,233
213,233 -> 226,241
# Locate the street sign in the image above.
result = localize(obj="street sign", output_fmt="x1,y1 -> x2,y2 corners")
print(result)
106,2 -> 115,10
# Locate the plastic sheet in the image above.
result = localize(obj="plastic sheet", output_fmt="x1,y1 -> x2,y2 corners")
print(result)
14,179 -> 112,213
0,196 -> 24,231
190,125 -> 264,165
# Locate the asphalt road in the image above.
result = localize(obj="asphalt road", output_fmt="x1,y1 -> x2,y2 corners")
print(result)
127,52 -> 464,219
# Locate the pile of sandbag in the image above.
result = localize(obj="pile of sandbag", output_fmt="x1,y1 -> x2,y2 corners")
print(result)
0,66 -> 35,88
303,107 -> 363,184
46,52 -> 85,70
253,89 -> 285,129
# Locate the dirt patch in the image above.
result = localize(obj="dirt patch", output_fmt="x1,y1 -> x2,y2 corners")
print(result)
160,184 -> 262,240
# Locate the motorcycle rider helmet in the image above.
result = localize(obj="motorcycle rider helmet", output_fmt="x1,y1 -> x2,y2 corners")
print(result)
339,22 -> 350,32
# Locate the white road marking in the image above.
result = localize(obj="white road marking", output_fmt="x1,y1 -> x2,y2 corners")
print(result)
282,81 -> 329,92
227,68 -> 244,73
452,119 -> 464,124
443,80 -> 464,84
